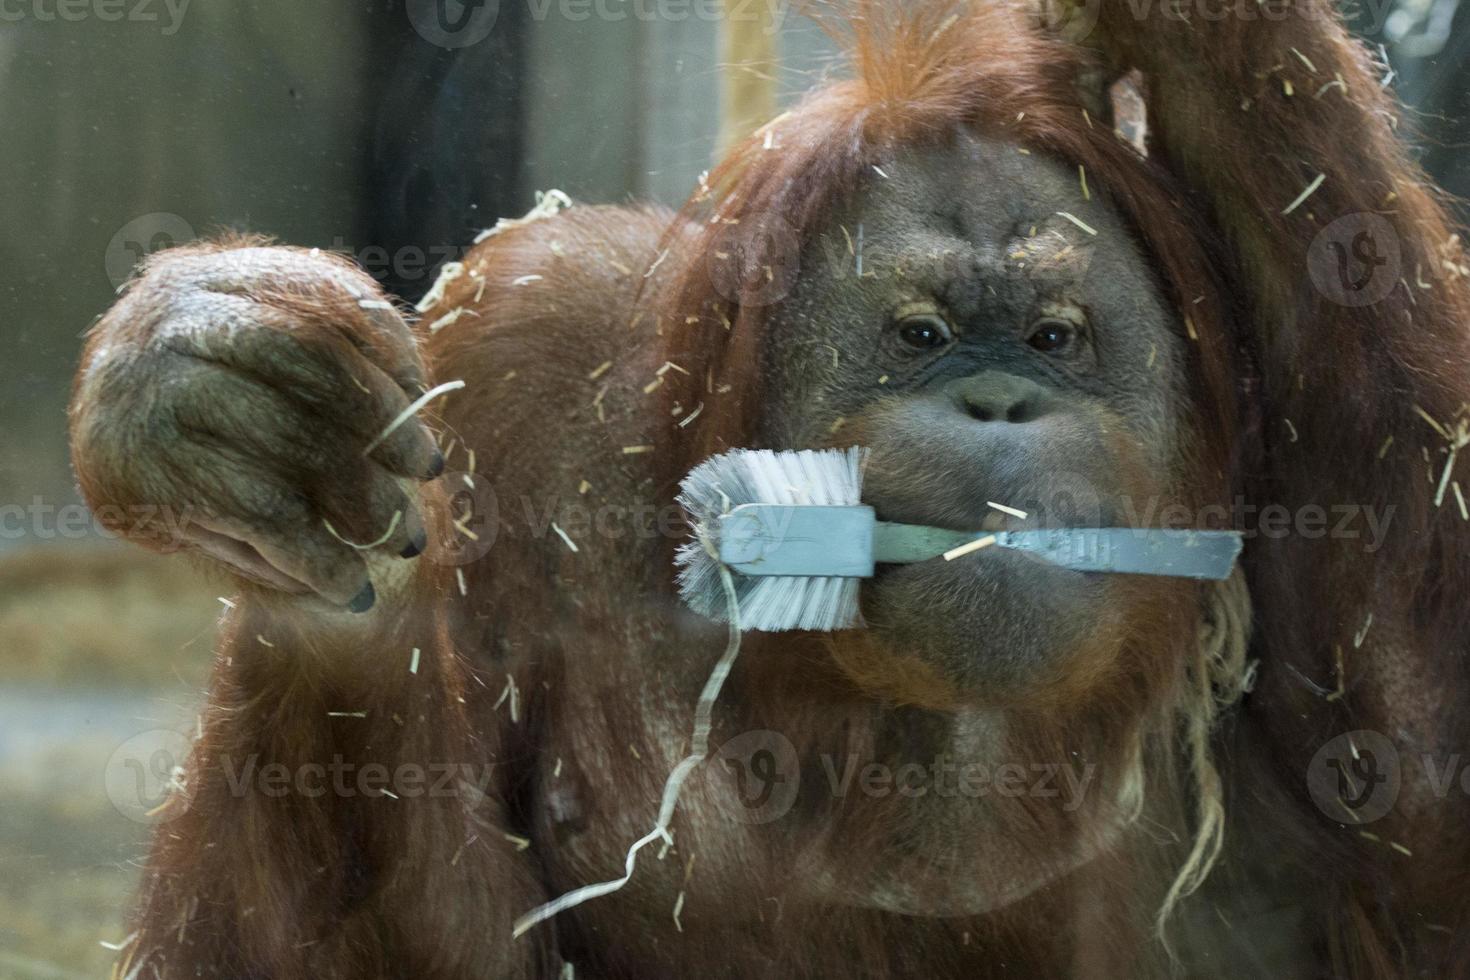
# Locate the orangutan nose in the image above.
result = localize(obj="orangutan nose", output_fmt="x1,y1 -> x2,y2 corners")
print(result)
953,372 -> 1057,424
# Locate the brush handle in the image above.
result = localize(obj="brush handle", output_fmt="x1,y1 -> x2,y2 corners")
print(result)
871,521 -> 973,562
718,505 -> 879,577
989,528 -> 1242,580
877,522 -> 1241,580
720,506 -> 1242,582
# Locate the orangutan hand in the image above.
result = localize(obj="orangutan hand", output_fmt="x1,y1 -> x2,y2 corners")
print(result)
70,243 -> 445,612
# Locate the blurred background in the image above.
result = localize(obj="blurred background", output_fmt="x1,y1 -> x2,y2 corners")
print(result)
0,1 -> 1465,975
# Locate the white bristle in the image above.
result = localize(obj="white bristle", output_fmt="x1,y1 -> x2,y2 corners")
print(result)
676,447 -> 868,631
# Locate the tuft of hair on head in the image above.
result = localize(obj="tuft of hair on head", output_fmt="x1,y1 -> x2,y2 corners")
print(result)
676,447 -> 868,632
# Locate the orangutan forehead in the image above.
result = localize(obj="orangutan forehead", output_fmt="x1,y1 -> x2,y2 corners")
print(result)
807,133 -> 1137,313
810,191 -> 1099,316
844,134 -> 1113,260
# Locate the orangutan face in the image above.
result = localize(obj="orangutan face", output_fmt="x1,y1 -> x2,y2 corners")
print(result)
759,132 -> 1195,702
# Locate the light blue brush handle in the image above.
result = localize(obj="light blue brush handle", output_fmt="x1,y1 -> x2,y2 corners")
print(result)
717,505 -> 1242,581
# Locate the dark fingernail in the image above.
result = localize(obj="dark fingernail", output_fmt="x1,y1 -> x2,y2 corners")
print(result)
348,581 -> 376,613
399,530 -> 427,559
426,450 -> 446,479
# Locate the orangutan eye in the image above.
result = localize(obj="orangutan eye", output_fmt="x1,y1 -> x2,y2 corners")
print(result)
896,314 -> 954,351
1026,318 -> 1079,354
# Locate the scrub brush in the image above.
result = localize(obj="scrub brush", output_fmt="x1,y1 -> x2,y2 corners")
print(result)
675,447 -> 1243,632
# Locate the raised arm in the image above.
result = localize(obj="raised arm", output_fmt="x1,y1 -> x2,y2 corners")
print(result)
1060,2 -> 1470,971
70,243 -> 554,978
1083,0 -> 1466,348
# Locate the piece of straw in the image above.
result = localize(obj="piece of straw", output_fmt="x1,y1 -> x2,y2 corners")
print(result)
1056,212 -> 1097,236
551,522 -> 579,553
323,511 -> 402,551
362,380 -> 466,457
943,534 -> 997,562
513,561 -> 744,938
1282,173 -> 1325,215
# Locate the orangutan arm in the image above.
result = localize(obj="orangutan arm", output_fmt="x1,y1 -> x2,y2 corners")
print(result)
1082,1 -> 1461,358
69,245 -> 557,978
1066,3 -> 1470,972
